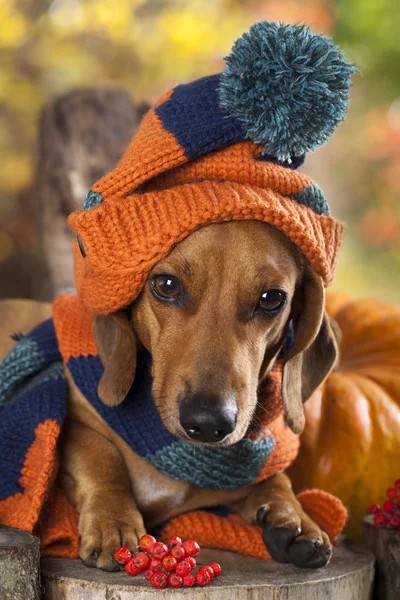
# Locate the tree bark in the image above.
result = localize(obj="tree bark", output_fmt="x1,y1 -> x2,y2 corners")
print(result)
0,525 -> 40,600
35,87 -> 149,296
41,537 -> 374,599
363,517 -> 400,600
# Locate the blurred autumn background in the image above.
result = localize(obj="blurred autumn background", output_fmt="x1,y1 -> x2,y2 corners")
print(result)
0,0 -> 399,301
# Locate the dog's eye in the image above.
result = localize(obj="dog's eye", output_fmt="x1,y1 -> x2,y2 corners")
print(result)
258,289 -> 287,313
151,274 -> 181,301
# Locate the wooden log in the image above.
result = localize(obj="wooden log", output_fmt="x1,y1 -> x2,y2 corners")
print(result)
35,88 -> 149,296
0,525 -> 40,600
41,536 -> 374,600
363,516 -> 400,600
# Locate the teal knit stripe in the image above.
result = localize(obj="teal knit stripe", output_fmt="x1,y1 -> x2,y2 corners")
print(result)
291,182 -> 330,216
145,434 -> 275,489
0,337 -> 45,406
16,362 -> 65,399
83,190 -> 103,210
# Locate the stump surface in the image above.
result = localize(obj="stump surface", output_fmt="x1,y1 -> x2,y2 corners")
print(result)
0,525 -> 40,600
41,536 -> 374,600
363,517 -> 400,600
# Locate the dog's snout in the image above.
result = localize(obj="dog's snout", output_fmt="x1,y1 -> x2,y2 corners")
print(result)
179,393 -> 237,443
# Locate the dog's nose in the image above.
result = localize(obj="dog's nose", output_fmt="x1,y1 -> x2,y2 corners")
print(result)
179,393 -> 237,443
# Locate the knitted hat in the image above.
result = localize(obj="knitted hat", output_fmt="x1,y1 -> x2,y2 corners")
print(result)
69,22 -> 355,315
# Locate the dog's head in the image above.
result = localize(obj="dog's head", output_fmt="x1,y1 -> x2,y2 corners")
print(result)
93,221 -> 338,446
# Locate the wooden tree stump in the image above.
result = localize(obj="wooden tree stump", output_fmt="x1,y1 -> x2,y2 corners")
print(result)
363,516 -> 400,599
0,525 -> 40,600
41,537 -> 374,599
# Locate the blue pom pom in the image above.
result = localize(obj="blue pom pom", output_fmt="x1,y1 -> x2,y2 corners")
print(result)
219,22 -> 357,163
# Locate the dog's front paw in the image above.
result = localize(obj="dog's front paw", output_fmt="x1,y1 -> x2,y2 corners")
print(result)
256,501 -> 332,568
79,495 -> 146,571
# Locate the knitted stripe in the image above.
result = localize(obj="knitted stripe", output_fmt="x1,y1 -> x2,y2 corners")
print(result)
296,489 -> 348,544
92,94 -> 186,202
70,180 -> 343,314
145,433 -> 275,490
36,487 -> 80,558
53,294 -> 96,359
159,489 -> 347,559
0,420 -> 60,531
0,298 -> 348,559
145,141 -> 313,200
154,74 -> 244,160
255,415 -> 300,483
0,337 -> 44,406
52,294 -> 293,489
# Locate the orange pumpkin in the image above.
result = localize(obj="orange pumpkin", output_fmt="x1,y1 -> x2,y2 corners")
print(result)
288,293 -> 400,541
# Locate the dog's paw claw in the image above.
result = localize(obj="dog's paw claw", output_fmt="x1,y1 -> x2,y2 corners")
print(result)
81,551 -> 99,569
289,539 -> 332,569
97,559 -> 121,572
262,522 -> 301,563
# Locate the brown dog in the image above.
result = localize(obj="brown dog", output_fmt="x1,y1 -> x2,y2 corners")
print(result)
58,219 -> 339,571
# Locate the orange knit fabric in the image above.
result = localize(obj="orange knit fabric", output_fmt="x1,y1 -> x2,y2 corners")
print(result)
0,293 -> 347,559
70,179 -> 343,314
68,90 -> 344,315
160,489 -> 347,559
0,419 -> 61,533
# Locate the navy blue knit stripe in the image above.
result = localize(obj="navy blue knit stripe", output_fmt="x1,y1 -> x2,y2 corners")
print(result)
67,352 -> 176,457
27,318 -> 62,363
155,73 -> 306,170
67,351 -> 277,488
0,373 -> 67,500
155,74 -> 244,161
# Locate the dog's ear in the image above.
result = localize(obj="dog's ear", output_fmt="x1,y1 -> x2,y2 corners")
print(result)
93,310 -> 137,407
282,268 -> 339,434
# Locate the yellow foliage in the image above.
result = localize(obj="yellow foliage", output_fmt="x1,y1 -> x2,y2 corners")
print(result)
0,1 -> 28,48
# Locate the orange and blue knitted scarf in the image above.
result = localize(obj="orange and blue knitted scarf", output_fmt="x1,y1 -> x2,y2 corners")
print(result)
0,294 -> 347,559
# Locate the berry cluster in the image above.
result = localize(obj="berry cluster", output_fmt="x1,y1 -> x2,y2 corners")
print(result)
367,479 -> 400,529
114,534 -> 222,589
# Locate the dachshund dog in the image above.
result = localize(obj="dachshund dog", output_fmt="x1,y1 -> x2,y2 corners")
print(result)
58,219 -> 339,571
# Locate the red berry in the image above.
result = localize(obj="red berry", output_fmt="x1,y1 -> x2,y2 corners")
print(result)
196,569 -> 211,586
139,534 -> 156,553
389,514 -> 400,529
150,558 -> 163,571
162,555 -> 177,571
133,551 -> 151,570
374,513 -> 388,528
150,571 -> 169,589
183,574 -> 196,587
198,565 -> 214,578
114,547 -> 132,565
168,536 -> 182,549
144,569 -> 153,580
125,559 -> 142,576
186,556 -> 196,570
151,542 -> 169,560
171,545 -> 186,561
169,574 -> 183,588
387,487 -> 397,500
176,560 -> 192,577
209,562 -> 222,576
182,539 -> 200,557
367,503 -> 381,515
382,500 -> 397,514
